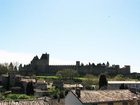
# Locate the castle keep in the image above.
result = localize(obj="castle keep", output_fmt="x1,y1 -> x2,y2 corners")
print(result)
19,53 -> 131,76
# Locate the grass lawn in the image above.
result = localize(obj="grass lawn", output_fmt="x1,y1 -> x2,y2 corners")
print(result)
37,76 -> 59,80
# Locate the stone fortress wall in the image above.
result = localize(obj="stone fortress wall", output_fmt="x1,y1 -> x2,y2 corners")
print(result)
20,53 -> 130,76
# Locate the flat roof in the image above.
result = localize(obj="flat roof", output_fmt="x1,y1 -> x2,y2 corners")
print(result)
64,84 -> 83,88
108,81 -> 140,84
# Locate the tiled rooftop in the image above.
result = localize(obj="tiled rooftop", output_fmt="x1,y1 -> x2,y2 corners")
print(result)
72,90 -> 136,103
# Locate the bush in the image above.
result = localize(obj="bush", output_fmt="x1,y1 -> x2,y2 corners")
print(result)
18,94 -> 30,99
6,94 -> 34,100
114,74 -> 126,81
6,94 -> 19,100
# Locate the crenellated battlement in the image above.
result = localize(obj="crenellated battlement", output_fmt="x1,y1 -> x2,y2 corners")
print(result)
20,53 -> 131,76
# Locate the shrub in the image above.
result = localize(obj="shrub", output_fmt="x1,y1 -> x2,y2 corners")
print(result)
18,94 -> 30,99
6,94 -> 34,100
6,94 -> 19,100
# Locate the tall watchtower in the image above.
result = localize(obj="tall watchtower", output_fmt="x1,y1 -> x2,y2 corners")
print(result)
34,53 -> 50,75
40,53 -> 49,65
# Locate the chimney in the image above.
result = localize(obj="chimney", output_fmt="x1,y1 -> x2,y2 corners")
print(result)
76,88 -> 81,98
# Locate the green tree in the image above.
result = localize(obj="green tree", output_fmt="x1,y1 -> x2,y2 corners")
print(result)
5,74 -> 10,90
82,74 -> 97,90
9,62 -> 14,71
99,74 -> 108,89
113,74 -> 126,81
0,64 -> 8,74
26,81 -> 34,95
106,61 -> 110,67
56,69 -> 79,79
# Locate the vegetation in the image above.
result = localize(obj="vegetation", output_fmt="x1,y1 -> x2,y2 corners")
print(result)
26,82 -> 34,95
81,74 -> 98,90
56,69 -> 79,80
110,74 -> 137,81
99,74 -> 108,89
0,63 -> 18,75
36,73 -> 139,87
0,64 -> 9,74
2,94 -> 35,101
48,87 -> 65,99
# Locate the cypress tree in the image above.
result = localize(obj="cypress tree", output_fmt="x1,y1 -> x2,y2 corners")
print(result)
26,81 -> 34,95
99,74 -> 108,89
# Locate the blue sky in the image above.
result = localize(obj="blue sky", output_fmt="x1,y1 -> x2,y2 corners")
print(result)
0,0 -> 140,72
